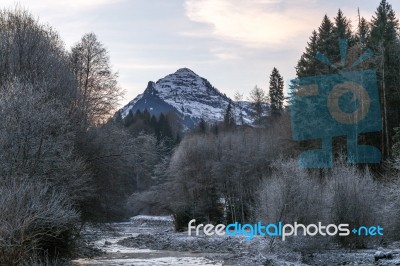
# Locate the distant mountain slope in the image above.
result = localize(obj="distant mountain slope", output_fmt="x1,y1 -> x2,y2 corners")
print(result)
119,68 -> 255,129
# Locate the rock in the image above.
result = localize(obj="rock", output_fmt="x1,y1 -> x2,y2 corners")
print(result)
375,250 -> 393,261
104,241 -> 112,246
384,251 -> 393,259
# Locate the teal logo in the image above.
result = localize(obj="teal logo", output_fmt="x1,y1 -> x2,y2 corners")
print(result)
291,39 -> 382,168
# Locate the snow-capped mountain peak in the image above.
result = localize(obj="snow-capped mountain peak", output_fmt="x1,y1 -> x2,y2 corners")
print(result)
119,68 -> 253,129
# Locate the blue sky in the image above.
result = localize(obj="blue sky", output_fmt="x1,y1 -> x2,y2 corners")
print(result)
2,0 -> 395,106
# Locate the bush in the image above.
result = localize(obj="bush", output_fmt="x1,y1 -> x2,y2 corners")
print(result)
326,162 -> 379,248
256,159 -> 383,250
255,159 -> 328,252
256,159 -> 325,225
381,160 -> 400,242
0,177 -> 79,265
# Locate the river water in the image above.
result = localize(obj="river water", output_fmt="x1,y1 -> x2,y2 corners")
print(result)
72,216 -> 222,266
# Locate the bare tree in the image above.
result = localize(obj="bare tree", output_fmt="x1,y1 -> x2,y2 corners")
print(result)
234,91 -> 245,125
71,33 -> 122,126
0,7 -> 76,106
248,85 -> 268,124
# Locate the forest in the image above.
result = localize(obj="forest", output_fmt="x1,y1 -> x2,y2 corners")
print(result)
1,0 -> 400,265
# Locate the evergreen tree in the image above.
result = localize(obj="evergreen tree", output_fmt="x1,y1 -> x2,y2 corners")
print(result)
357,17 -> 370,46
317,15 -> 334,56
370,0 -> 398,46
269,67 -> 284,114
294,0 -> 400,159
369,0 -> 400,158
150,115 -> 158,129
124,110 -> 134,127
316,15 -> 336,74
223,99 -> 236,128
332,9 -> 353,41
296,30 -> 318,77
114,110 -> 123,125
161,115 -> 173,140
142,109 -> 151,122
331,10 -> 354,63
197,118 -> 207,134
297,12 -> 353,77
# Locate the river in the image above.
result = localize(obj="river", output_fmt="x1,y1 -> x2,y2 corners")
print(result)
72,216 -> 223,266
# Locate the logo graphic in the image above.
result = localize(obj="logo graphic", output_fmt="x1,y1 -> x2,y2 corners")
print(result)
290,39 -> 382,168
188,219 -> 384,241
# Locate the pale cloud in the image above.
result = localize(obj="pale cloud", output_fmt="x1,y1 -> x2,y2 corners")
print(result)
210,47 -> 242,60
184,0 -> 322,47
118,63 -> 183,70
4,0 -> 121,10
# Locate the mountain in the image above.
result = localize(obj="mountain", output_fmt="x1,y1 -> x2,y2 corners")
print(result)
119,68 -> 254,130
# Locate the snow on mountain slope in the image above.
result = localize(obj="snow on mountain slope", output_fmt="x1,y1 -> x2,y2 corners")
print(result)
119,68 -> 254,129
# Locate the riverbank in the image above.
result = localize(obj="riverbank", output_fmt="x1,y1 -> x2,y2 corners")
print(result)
72,216 -> 400,265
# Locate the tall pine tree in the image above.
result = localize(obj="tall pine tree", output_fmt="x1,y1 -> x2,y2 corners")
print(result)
223,99 -> 236,129
369,0 -> 400,158
357,17 -> 370,47
269,67 -> 284,114
332,9 -> 353,41
331,9 -> 353,64
370,0 -> 398,46
296,30 -> 318,77
317,15 -> 336,74
317,15 -> 334,56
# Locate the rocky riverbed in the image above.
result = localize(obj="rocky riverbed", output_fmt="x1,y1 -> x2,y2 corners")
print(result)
72,216 -> 400,265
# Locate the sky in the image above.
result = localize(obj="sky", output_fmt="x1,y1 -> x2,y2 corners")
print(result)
0,0 -> 395,107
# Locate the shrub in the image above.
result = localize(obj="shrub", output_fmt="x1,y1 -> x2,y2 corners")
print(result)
0,177 -> 79,265
256,159 -> 325,225
256,159 -> 382,250
327,163 -> 379,248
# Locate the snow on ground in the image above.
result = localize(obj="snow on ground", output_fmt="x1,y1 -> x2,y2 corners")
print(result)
73,215 -> 400,266
72,216 -> 224,266
130,215 -> 173,221
74,256 -> 220,266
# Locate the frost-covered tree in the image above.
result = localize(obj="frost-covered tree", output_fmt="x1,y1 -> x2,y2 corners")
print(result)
0,7 -> 75,106
0,80 -> 90,202
248,85 -> 268,124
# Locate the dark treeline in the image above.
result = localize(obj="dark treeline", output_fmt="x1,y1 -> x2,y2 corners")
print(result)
297,0 -> 400,160
120,109 -> 181,149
